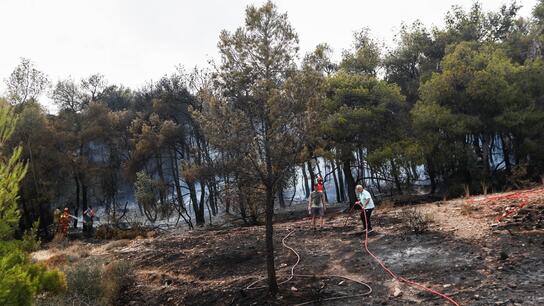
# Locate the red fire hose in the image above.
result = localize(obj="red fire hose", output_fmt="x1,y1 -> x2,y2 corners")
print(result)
466,187 -> 544,222
346,202 -> 461,306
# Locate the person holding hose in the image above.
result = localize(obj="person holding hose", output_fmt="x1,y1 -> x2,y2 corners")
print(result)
58,208 -> 77,239
355,185 -> 375,233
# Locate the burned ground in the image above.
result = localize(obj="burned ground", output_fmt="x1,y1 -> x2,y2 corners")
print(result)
35,190 -> 544,305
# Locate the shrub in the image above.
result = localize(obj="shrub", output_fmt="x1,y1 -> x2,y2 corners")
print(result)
0,104 -> 66,305
0,264 -> 34,306
65,261 -> 103,302
0,247 -> 66,306
101,261 -> 131,305
37,269 -> 67,294
96,224 -> 150,240
35,259 -> 131,306
400,208 -> 432,234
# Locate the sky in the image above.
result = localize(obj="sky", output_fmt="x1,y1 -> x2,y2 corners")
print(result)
0,0 -> 539,111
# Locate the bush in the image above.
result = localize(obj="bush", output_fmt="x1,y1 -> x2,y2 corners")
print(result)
37,270 -> 67,294
35,259 -> 131,306
65,261 -> 103,303
96,224 -> 151,240
0,246 -> 66,306
101,261 -> 131,305
0,264 -> 34,306
400,208 -> 432,234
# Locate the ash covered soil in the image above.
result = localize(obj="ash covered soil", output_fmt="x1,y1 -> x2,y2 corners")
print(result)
39,190 -> 544,305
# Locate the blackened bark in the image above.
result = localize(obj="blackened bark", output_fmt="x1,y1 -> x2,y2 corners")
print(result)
307,161 -> 316,191
343,160 -> 356,206
73,175 -> 80,228
390,159 -> 403,195
500,134 -> 512,174
426,156 -> 437,194
265,186 -> 278,294
156,154 -> 166,206
82,182 -> 88,212
171,150 -> 193,229
331,160 -> 341,203
237,187 -> 248,224
301,165 -> 310,197
188,181 -> 204,226
277,189 -> 285,208
337,161 -> 346,202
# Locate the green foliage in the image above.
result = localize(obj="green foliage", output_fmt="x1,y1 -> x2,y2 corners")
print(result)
0,104 -> 28,240
415,41 -> 542,180
384,21 -> 438,105
135,171 -> 155,207
322,71 -> 406,159
20,220 -> 41,253
340,28 -> 381,75
0,103 -> 66,306
134,170 -> 159,223
0,246 -> 67,306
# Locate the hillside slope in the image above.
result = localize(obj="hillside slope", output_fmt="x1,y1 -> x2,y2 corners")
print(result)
35,189 -> 544,305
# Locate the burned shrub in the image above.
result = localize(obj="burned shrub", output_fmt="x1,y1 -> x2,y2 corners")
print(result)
400,208 -> 432,234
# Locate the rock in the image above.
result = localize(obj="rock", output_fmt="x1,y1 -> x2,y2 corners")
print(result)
393,287 -> 403,297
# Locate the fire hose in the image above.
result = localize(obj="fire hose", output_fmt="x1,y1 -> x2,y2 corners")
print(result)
466,187 -> 544,223
347,202 -> 461,306
245,230 -> 373,304
245,201 -> 463,305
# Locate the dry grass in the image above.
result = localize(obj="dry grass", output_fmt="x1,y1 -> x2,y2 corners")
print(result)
44,254 -> 69,268
95,224 -> 152,240
35,259 -> 131,306
103,239 -> 131,251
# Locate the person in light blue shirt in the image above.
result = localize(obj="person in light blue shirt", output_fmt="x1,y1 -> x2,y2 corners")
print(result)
355,185 -> 375,232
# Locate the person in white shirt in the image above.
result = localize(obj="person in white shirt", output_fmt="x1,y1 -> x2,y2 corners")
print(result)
355,185 -> 375,233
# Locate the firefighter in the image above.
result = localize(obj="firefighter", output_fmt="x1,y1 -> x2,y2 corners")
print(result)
58,208 -> 74,238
